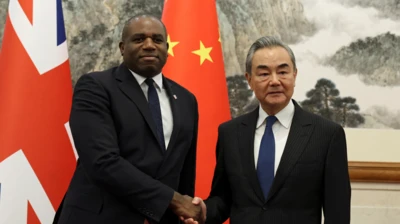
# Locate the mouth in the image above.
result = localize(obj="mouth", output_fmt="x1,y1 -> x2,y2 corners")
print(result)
268,91 -> 283,95
139,55 -> 159,62
140,55 -> 158,59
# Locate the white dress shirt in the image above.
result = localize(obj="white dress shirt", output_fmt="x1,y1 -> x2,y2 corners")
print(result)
130,70 -> 173,150
254,101 -> 295,175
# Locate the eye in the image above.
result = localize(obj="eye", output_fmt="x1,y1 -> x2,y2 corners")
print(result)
153,38 -> 164,43
133,37 -> 144,43
258,73 -> 269,76
278,71 -> 288,75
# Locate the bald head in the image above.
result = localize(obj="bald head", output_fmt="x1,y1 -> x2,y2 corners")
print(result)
121,15 -> 167,42
118,14 -> 169,77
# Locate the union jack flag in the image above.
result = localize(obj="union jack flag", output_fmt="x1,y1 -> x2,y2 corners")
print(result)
0,0 -> 77,223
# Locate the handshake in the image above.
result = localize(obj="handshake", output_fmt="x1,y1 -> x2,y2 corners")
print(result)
169,192 -> 206,224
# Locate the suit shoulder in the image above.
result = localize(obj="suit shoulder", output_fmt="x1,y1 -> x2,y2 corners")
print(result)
74,67 -> 119,93
78,67 -> 117,82
218,111 -> 253,131
300,108 -> 343,131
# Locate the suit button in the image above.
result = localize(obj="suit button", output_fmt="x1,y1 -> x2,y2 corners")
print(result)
262,207 -> 267,211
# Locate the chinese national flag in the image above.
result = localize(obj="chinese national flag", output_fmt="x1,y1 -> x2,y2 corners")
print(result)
0,0 -> 76,223
161,0 -> 231,220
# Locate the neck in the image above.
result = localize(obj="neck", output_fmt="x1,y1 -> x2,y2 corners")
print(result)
124,63 -> 160,78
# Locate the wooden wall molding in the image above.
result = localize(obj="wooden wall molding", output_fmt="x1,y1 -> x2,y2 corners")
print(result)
349,161 -> 400,183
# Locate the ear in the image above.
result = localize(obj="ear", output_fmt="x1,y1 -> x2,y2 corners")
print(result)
293,68 -> 298,87
245,72 -> 253,90
166,42 -> 169,57
119,41 -> 124,56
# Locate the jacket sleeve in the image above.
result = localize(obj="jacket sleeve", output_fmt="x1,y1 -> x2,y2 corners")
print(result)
177,94 -> 199,197
204,125 -> 232,224
70,74 -> 174,222
323,126 -> 351,224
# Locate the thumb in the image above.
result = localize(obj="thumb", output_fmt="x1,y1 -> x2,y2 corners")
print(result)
191,196 -> 202,205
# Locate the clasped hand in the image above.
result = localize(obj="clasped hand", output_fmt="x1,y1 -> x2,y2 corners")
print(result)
170,193 -> 206,224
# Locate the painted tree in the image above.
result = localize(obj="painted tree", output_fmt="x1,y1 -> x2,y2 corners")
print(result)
332,97 -> 365,127
301,78 -> 339,120
226,75 -> 253,118
301,78 -> 364,127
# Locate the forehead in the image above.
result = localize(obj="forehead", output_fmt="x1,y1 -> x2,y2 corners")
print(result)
252,46 -> 293,68
127,17 -> 165,35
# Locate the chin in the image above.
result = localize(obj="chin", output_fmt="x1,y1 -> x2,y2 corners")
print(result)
140,67 -> 160,76
266,95 -> 286,103
265,99 -> 290,109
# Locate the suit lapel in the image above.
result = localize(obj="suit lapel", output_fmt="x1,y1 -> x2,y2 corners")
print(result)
266,101 -> 314,202
238,108 -> 265,202
154,77 -> 183,179
115,64 -> 162,153
160,77 -> 180,161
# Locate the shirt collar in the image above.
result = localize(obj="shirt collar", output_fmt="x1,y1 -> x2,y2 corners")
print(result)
256,100 -> 295,129
129,69 -> 163,90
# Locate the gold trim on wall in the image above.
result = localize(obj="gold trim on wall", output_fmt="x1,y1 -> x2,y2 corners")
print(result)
349,162 -> 400,183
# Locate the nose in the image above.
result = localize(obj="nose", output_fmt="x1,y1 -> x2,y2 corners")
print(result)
143,38 -> 156,50
269,73 -> 280,86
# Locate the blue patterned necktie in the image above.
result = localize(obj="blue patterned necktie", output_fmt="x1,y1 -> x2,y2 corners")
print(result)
145,78 -> 165,150
257,115 -> 277,200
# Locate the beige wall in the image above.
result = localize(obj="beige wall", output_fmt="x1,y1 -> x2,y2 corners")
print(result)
345,128 -> 400,162
350,182 -> 400,224
343,128 -> 400,223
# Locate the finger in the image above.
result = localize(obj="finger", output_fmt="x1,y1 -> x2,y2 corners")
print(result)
183,218 -> 195,224
183,195 -> 193,200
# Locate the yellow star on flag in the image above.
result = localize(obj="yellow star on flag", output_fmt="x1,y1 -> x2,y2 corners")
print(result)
192,41 -> 213,65
167,35 -> 179,56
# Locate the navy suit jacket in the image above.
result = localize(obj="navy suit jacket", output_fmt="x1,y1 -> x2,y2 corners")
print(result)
205,101 -> 351,224
54,64 -> 198,224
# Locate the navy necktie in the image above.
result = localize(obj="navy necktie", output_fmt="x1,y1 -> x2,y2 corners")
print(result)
257,115 -> 277,200
145,78 -> 165,150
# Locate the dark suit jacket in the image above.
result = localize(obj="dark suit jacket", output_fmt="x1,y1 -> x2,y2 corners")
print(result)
55,64 -> 198,224
205,101 -> 351,224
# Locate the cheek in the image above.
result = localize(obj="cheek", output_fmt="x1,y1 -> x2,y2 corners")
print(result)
158,46 -> 168,54
127,49 -> 137,57
161,52 -> 168,59
283,82 -> 295,96
253,83 -> 268,96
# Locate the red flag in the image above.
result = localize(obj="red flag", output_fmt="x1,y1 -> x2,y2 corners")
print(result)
161,0 -> 231,218
0,0 -> 76,223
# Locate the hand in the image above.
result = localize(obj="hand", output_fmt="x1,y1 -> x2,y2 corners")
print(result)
181,197 -> 207,224
169,192 -> 202,221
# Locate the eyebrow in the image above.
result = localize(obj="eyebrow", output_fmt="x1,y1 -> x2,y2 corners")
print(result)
153,34 -> 165,39
277,63 -> 290,69
132,33 -> 164,38
256,63 -> 290,70
131,33 -> 165,40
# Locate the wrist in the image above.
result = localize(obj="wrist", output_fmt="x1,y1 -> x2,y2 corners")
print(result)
169,192 -> 183,209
